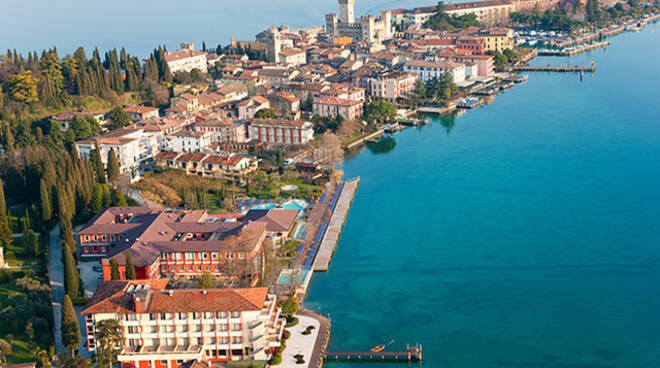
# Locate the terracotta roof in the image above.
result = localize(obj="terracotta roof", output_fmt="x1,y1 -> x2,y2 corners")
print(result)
203,155 -> 246,166
81,279 -> 169,315
164,49 -> 206,63
248,118 -> 311,128
176,152 -> 208,162
147,287 -> 268,313
405,59 -> 462,69
242,209 -> 299,233
124,105 -> 159,114
155,151 -> 183,160
315,96 -> 362,107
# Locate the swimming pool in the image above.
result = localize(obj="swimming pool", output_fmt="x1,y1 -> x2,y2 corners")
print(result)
277,269 -> 309,285
250,199 -> 307,211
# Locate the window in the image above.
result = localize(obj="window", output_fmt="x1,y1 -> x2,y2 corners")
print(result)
231,324 -> 241,331
206,265 -> 210,271
202,253 -> 208,259
160,361 -> 167,365
231,336 -> 241,344
149,313 -> 158,321
230,311 -> 240,318
197,266 -> 202,271
185,252 -> 194,259
217,312 -> 227,318
127,326 -> 139,334
178,312 -> 187,320
188,265 -> 193,271
192,312 -> 201,319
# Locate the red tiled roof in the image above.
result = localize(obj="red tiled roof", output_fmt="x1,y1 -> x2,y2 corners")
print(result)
124,105 -> 159,114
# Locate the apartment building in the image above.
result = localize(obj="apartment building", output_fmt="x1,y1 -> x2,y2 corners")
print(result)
168,131 -> 212,153
76,127 -> 143,174
81,280 -> 285,365
193,119 -> 248,143
154,152 -> 258,178
474,28 -> 514,52
248,119 -> 314,145
312,97 -> 363,121
366,71 -> 418,100
124,106 -> 160,122
77,207 -> 271,283
403,59 -> 466,83
165,43 -> 208,74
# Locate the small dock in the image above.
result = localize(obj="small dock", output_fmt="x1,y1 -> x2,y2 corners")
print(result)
513,63 -> 595,73
417,104 -> 456,115
312,178 -> 360,271
326,345 -> 423,363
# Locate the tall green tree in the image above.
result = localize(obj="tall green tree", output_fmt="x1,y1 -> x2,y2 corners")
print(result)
62,294 -> 81,357
106,148 -> 120,184
23,229 -> 39,257
109,258 -> 120,280
94,319 -> 123,368
91,147 -> 105,183
0,178 -> 13,248
124,252 -> 136,280
90,184 -> 103,214
63,247 -> 80,298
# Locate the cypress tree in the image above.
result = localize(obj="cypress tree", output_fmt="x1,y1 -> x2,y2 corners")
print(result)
63,246 -> 80,298
91,184 -> 103,214
91,147 -> 105,183
106,148 -> 120,184
110,258 -> 120,280
0,178 -> 13,248
61,294 -> 81,357
111,190 -> 128,207
101,184 -> 112,208
125,252 -> 136,280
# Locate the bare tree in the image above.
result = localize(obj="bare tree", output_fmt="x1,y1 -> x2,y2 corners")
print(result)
313,132 -> 344,169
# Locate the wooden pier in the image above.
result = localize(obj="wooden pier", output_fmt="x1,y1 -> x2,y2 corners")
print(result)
312,178 -> 360,271
513,63 -> 595,73
325,345 -> 423,363
417,104 -> 456,115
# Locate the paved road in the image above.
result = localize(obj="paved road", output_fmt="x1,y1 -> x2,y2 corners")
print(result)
48,225 -> 66,355
48,225 -> 93,358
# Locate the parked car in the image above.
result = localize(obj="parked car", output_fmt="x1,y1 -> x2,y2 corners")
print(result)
93,264 -> 103,272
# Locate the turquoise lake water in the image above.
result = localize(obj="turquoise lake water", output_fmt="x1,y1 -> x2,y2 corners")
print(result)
304,23 -> 660,368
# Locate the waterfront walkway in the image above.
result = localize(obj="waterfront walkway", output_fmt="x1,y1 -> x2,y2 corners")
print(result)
294,309 -> 331,368
313,178 -> 359,271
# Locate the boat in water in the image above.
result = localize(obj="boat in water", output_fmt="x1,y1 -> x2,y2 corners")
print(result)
371,345 -> 385,352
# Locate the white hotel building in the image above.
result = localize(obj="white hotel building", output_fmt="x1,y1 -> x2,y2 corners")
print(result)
82,280 -> 284,367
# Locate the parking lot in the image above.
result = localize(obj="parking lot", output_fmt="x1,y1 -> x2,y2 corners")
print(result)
78,260 -> 103,297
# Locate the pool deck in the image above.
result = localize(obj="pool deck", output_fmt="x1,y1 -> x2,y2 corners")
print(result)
313,178 -> 360,271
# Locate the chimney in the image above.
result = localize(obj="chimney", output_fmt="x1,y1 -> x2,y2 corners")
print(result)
134,296 -> 142,313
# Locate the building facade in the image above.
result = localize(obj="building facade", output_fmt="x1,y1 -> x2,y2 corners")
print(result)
313,97 -> 364,120
165,43 -> 208,74
248,119 -> 314,145
403,59 -> 466,83
81,281 -> 285,365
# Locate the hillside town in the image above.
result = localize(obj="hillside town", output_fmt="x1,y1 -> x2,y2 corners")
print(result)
1,0 -> 660,367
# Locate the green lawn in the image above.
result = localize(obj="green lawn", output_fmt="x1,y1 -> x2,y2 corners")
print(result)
3,237 -> 41,267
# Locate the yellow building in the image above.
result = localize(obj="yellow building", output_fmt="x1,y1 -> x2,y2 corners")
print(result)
475,28 -> 514,52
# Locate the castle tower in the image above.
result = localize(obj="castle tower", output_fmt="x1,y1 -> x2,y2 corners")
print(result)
265,27 -> 281,63
339,0 -> 355,24
325,13 -> 339,36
